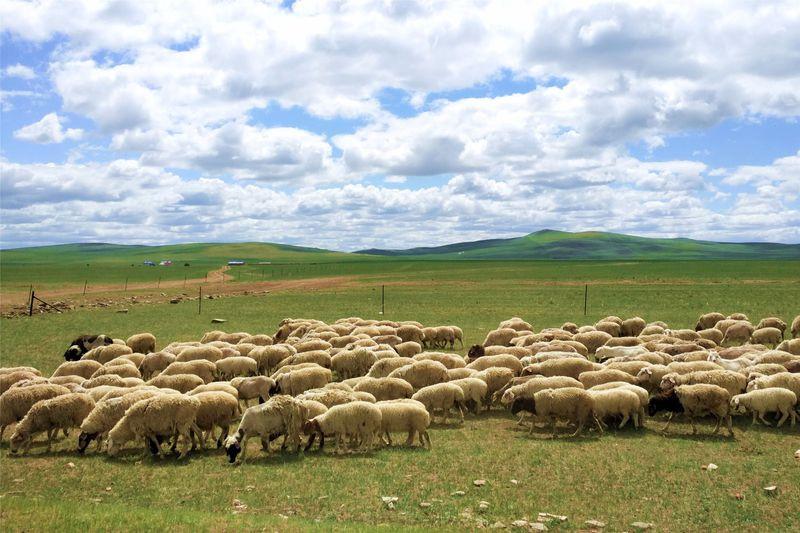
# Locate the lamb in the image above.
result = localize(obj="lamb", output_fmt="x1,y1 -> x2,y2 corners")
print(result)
448,377 -> 488,414
147,373 -> 205,393
176,346 -> 224,363
517,387 -> 602,437
394,342 -> 423,357
223,395 -> 307,463
51,360 -> 103,380
353,377 -> 414,401
776,339 -> 800,355
721,322 -> 755,346
303,401 -> 382,454
653,384 -> 734,436
413,352 -> 466,369
272,367 -> 332,396
695,312 -> 726,331
751,327 -> 783,347
126,333 -> 156,354
191,391 -> 241,448
138,351 -> 177,380
660,370 -> 746,397
746,373 -> 800,397
387,360 -> 449,390
730,389 -> 797,427
466,354 -> 523,375
482,328 -> 517,347
375,399 -> 431,447
621,317 -> 646,337
215,356 -> 258,380
367,357 -> 415,378
588,388 -> 640,429
411,383 -> 466,424
77,389 -> 162,453
161,360 -> 216,384
230,376 -> 275,408
521,358 -> 600,380
64,334 -> 113,361
578,369 -> 636,389
331,348 -> 378,379
82,344 -> 133,364
107,394 -> 202,458
573,331 -> 613,355
9,393 -> 95,453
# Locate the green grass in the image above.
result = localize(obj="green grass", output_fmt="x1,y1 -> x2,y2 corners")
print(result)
1,261 -> 799,531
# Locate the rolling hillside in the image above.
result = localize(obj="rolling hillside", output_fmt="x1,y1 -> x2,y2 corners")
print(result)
357,230 -> 800,260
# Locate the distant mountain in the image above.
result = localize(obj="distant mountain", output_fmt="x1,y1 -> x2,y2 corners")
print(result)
356,230 -> 800,260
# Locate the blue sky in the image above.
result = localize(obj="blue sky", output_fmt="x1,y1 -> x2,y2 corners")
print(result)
1,1 -> 799,249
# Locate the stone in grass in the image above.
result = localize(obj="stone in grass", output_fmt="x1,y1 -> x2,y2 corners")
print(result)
381,496 -> 398,509
537,513 -> 567,523
490,521 -> 506,529
585,519 -> 606,528
211,318 -> 227,323
702,463 -> 718,471
795,449 -> 800,460
474,479 -> 487,487
451,490 -> 466,496
419,502 -> 432,509
763,485 -> 778,496
631,522 -> 654,530
478,501 -> 490,512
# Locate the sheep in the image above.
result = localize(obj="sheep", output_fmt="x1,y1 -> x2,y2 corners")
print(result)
107,394 -> 201,458
176,346 -> 224,363
447,367 -> 478,381
499,376 -> 584,406
191,391 -> 241,448
413,352 -> 466,369
81,375 -> 126,389
331,348 -> 378,380
239,334 -> 273,346
746,373 -> 800,397
755,318 -> 787,337
751,327 -> 783,347
278,350 -> 332,369
589,382 -> 649,427
230,376 -> 275,408
603,361 -> 651,376
595,345 -> 648,362
776,339 -> 800,355
353,377 -> 414,401
51,360 -> 103,380
394,341 -> 422,357
604,336 -> 644,348
667,361 -> 721,374
77,390 -> 162,453
500,317 -> 533,331
522,358 -> 599,380
375,399 -> 431,447
473,367 -> 516,405
595,321 -> 621,337
671,349 -> 711,362
273,367 -> 332,396
784,360 -> 800,373
64,334 -> 113,361
578,369 -> 636,389
588,388 -> 640,429
754,349 -> 800,364
270,362 -> 321,379
561,322 -> 579,334
303,401 -> 382,453
792,316 -> 800,338
695,312 -> 726,331
728,313 -> 750,321
448,377 -> 488,414
223,395 -> 307,463
82,344 -> 133,364
485,345 -> 532,358
147,374 -> 205,393
50,375 -> 87,387
219,332 -> 251,344
387,360 -> 449,390
721,322 -> 755,346
188,382 -> 239,400
161,360 -> 216,384
9,393 -> 95,454
640,325 -> 665,336
660,370 -> 746,397
298,389 -> 364,408
138,351 -> 177,380
367,357 -> 415,378
126,333 -> 156,355
1,371 -> 40,394
518,387 -> 601,437
731,389 -> 797,427
621,317 -> 646,337
294,339 -> 332,353
215,357 -> 258,380
411,383 -> 466,424
706,352 -> 751,373
330,335 -> 359,348
465,354 -> 523,375
396,325 -> 425,344
482,328 -> 517,347
574,331 -> 613,355
745,364 -> 789,378
248,345 -> 295,374
696,328 -> 724,344
90,364 -> 142,380
201,330 -> 226,343
654,384 -> 733,436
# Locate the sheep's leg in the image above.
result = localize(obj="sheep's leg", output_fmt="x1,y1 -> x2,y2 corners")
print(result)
238,435 -> 250,463
660,412 -> 674,433
593,414 -> 604,435
551,417 -> 558,438
441,408 -> 448,424
618,413 -> 630,429
758,411 -> 772,426
689,416 -> 698,434
751,412 -> 757,425
725,415 -> 734,436
404,430 -> 414,446
789,410 -> 797,427
0,425 -> 6,441
638,408 -> 645,428
457,404 -> 464,424
776,410 -> 789,428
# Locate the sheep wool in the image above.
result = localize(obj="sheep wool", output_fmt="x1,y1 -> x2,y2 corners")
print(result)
375,399 -> 431,447
0,384 -> 71,440
411,383 -> 466,424
731,388 -> 797,427
10,393 -> 95,454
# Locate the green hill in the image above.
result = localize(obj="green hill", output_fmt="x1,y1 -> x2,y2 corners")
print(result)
357,230 -> 800,260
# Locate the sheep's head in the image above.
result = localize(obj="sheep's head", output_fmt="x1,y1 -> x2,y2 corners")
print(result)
8,432 -> 28,454
302,419 -> 321,436
500,389 -> 515,406
647,390 -> 682,416
64,345 -> 82,361
707,352 -> 720,363
223,437 -> 242,463
77,431 -> 98,454
510,396 -> 536,416
660,375 -> 677,391
730,396 -> 745,413
636,367 -> 653,382
106,438 -> 120,457
467,344 -> 485,360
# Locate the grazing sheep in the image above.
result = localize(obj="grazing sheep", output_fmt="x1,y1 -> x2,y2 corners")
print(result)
522,358 -> 599,380
706,352 -> 751,373
303,401 -> 382,454
278,350 -> 332,369
603,361 -> 651,376
500,317 -> 533,332
595,321 -> 622,337
9,393 -> 95,454
64,334 -> 113,361
595,345 -> 648,362
499,376 -> 584,407
223,395 -> 307,463
413,352 -> 466,370
147,374 -> 204,393
353,377 -> 414,401
465,354 -> 523,375
230,376 -> 275,408
448,377 -> 488,414
589,382 -> 649,427
745,364 -> 790,378
82,344 -> 133,364
521,387 -> 602,437
447,367 -> 478,381
731,389 -> 797,427
756,318 -> 787,338
696,328 -> 724,344
396,325 -> 425,345
588,388 -> 640,429
81,375 -> 126,389
331,348 -> 378,380
375,399 -> 431,447
776,339 -> 800,355
298,389 -> 364,408
161,360 -> 216,384
411,383 -> 466,424
294,339 -> 332,353
215,356 -> 258,380
751,327 -> 783,347
561,322 -> 579,334
746,372 -> 800,397
191,391 -> 241,448
695,312 -> 726,331
621,317 -> 646,337
721,322 -> 755,346
91,364 -> 141,380
367,357 -> 415,378
394,342 -> 422,358
249,345 -> 297,374
640,325 -> 666,336
792,316 -> 800,339
660,370 -> 747,397
273,367 -> 332,396
657,384 -> 734,436
138,351 -> 177,380
666,361 -> 721,374
473,367 -> 516,405
176,346 -> 224,363
188,382 -> 239,400
578,369 -> 636,389
51,360 -> 103,380
387,360 -> 449,390
239,334 -> 273,346
485,345 -> 532,358
107,394 -> 201,458
574,331 -> 613,355
77,390 -> 162,453
482,328 -> 517,347
1,371 -> 40,394
126,333 -> 156,354
604,336 -> 643,348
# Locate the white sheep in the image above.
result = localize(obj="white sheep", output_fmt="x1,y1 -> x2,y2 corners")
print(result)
126,333 -> 156,354
161,360 -> 216,384
387,360 -> 449,390
274,367 -> 332,396
746,372 -> 800,397
230,376 -> 275,408
411,383 -> 466,424
78,389 -> 162,453
138,351 -> 177,380
9,393 -> 95,454
517,387 -> 602,437
374,399 -> 431,447
0,383 -> 70,440
176,345 -> 224,363
51,360 -> 103,380
660,370 -> 746,397
353,377 -> 414,401
466,354 -> 523,375
223,395 -> 306,463
215,356 -> 258,380
367,357 -> 415,378
578,369 -> 636,389
303,401 -> 382,454
587,388 -> 640,429
192,391 -> 241,448
147,373 -> 205,393
331,348 -> 377,379
448,377 -> 488,414
731,388 -> 797,427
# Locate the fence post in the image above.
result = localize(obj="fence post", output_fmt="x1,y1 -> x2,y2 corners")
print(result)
124,277 -> 128,292
29,290 -> 35,316
184,274 -> 187,288
157,277 -> 161,289
584,284 -> 588,316
198,286 -> 202,314
381,285 -> 385,314
83,280 -> 87,296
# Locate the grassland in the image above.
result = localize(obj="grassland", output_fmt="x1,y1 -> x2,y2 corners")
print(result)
1,260 -> 799,531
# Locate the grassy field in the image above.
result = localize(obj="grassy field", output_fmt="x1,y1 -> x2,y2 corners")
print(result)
1,260 -> 799,531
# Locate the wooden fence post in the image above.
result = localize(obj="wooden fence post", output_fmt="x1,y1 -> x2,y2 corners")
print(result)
199,286 -> 202,314
29,290 -> 35,316
584,284 -> 588,316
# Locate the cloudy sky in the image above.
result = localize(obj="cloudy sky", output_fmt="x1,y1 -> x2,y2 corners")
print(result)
1,0 -> 799,250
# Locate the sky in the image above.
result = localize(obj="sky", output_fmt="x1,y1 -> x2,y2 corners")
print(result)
1,0 -> 799,250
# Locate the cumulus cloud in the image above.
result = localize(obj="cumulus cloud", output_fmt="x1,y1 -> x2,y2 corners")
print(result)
13,113 -> 84,144
3,63 -> 36,79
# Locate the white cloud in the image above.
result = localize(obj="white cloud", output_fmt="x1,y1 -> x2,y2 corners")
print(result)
13,113 -> 84,144
3,63 -> 36,79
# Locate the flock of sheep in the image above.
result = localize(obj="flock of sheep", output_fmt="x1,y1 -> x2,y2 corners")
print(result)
1,313 -> 799,463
